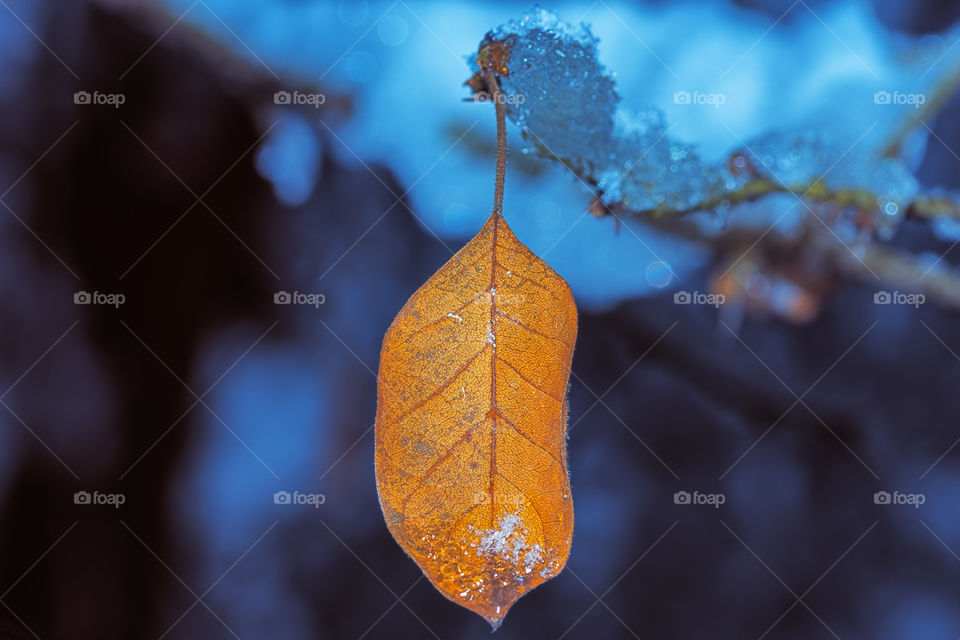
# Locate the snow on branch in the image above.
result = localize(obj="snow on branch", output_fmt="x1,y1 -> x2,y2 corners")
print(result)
466,7 -> 960,321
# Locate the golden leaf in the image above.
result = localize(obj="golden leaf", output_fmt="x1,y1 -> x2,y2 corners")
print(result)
375,210 -> 577,627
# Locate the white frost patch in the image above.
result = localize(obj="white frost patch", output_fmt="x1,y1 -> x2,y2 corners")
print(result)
447,312 -> 462,323
474,513 -> 549,576
523,546 -> 544,569
486,287 -> 497,349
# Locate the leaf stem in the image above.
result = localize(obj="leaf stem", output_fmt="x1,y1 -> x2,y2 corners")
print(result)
484,69 -> 507,218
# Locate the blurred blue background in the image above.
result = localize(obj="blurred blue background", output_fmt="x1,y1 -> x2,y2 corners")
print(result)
1,0 -> 960,638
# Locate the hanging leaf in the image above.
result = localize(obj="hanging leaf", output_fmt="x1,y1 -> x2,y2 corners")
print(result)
375,40 -> 578,628
375,208 -> 577,627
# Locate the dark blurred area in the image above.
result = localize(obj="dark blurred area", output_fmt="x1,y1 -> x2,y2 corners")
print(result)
2,1 -> 960,639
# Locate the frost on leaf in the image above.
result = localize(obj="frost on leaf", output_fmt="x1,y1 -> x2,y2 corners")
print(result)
474,513 -> 553,578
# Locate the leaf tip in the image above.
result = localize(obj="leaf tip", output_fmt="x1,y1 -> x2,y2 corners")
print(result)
486,614 -> 506,632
